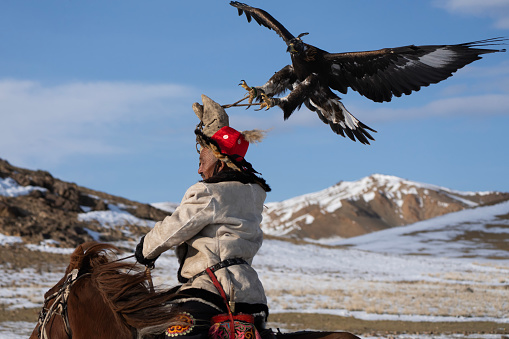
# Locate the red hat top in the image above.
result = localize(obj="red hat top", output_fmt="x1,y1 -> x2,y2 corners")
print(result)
211,126 -> 249,162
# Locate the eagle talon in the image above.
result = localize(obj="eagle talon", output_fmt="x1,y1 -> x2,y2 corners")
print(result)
239,80 -> 274,110
239,80 -> 259,106
257,93 -> 274,111
239,80 -> 251,92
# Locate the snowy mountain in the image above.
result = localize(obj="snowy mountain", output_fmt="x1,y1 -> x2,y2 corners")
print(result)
2,157 -> 509,247
261,174 -> 509,239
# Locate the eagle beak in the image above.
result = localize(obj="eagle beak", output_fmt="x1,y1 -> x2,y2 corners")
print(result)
287,43 -> 297,54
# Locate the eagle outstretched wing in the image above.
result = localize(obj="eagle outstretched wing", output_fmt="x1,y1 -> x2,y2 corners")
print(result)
230,2 -> 507,144
324,38 -> 507,103
230,1 -> 294,43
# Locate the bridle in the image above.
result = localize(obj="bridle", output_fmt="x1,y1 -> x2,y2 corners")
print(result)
36,254 -> 141,339
37,268 -> 90,339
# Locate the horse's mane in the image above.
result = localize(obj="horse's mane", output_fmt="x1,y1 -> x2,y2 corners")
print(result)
69,242 -> 178,331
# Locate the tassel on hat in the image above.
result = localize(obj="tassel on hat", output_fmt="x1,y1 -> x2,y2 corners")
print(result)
241,129 -> 266,144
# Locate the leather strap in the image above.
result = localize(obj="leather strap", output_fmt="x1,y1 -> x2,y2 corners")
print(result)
188,258 -> 248,283
205,268 -> 235,339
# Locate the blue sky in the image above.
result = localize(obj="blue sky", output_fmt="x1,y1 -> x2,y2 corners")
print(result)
1,0 -> 508,204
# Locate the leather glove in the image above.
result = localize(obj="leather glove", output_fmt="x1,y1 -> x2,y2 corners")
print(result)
193,94 -> 229,137
135,236 -> 158,268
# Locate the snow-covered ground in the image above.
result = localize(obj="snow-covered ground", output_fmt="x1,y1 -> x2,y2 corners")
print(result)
1,200 -> 508,338
325,200 -> 509,259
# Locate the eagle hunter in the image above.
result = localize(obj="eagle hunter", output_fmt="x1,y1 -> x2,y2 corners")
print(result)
230,1 -> 507,145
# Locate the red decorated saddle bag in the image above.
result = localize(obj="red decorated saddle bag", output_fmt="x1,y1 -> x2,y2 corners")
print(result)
203,264 -> 262,339
209,313 -> 261,339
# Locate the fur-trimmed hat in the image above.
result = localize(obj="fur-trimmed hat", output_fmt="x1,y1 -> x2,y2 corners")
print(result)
193,94 -> 270,191
192,94 -> 229,139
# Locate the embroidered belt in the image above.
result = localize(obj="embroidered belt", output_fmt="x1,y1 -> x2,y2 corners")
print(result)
188,258 -> 248,283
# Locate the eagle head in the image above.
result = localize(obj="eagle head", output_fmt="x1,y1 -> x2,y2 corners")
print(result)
287,32 -> 309,55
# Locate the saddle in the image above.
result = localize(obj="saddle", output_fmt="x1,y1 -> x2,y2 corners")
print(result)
165,258 -> 265,339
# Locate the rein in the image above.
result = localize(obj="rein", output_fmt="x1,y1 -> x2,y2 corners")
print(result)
111,254 -> 135,263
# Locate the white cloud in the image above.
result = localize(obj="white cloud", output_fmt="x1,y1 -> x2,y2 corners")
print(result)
349,60 -> 509,123
433,0 -> 509,29
0,80 -> 193,123
0,79 -> 197,167
1,61 -> 507,170
356,93 -> 509,125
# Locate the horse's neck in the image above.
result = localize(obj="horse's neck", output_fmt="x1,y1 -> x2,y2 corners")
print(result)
67,278 -> 134,339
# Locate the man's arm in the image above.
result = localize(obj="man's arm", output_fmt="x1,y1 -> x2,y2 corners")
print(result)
142,182 -> 215,259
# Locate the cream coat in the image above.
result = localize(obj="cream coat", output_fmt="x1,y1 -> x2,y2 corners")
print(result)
142,180 -> 267,305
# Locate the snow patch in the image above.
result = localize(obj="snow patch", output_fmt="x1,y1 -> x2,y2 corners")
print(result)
0,177 -> 46,197
0,233 -> 22,246
151,202 -> 179,214
78,203 -> 156,229
363,191 -> 375,202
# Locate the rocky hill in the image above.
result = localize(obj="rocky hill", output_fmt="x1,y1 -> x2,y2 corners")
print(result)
261,174 -> 509,239
2,159 -> 509,247
0,158 -> 170,247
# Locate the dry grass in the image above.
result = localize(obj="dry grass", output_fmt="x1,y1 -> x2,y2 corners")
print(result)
268,312 -> 508,336
0,244 -> 69,270
266,280 -> 509,319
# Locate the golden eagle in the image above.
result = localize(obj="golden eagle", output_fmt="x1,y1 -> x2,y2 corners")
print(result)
230,1 -> 507,145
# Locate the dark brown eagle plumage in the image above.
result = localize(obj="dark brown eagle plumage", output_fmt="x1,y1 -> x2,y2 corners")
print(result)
230,1 -> 507,145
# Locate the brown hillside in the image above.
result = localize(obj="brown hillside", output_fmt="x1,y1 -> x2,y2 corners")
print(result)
0,158 -> 169,247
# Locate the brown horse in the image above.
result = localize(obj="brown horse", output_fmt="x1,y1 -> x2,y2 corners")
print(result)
30,242 -> 360,339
